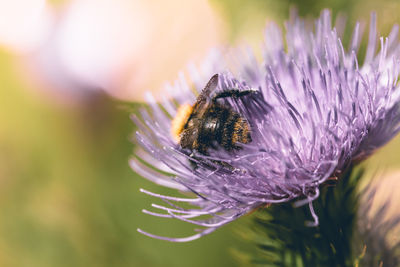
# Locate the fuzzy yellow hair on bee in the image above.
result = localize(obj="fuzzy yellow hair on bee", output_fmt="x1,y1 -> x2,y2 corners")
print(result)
171,104 -> 193,142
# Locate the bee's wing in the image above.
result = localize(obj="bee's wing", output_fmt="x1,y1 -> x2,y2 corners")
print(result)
191,74 -> 219,116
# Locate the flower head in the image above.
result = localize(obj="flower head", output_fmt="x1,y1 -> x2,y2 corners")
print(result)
131,10 -> 400,242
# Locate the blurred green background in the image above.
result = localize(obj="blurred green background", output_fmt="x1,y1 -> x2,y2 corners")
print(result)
1,0 -> 400,266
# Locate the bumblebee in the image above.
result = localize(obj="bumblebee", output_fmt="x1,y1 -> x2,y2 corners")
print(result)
171,74 -> 255,156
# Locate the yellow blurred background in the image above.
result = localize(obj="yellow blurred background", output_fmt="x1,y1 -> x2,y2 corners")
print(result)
1,0 -> 400,266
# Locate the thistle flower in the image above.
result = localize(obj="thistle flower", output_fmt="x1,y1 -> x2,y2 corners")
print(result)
131,10 -> 400,242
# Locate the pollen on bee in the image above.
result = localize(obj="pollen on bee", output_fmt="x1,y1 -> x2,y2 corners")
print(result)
171,104 -> 193,142
232,118 -> 251,144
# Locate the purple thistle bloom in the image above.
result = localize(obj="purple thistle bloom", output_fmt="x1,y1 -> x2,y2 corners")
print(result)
131,10 -> 400,242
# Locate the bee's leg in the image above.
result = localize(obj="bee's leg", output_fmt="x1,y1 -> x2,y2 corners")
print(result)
188,152 -> 199,170
189,150 -> 231,171
188,150 -> 209,170
212,89 -> 258,102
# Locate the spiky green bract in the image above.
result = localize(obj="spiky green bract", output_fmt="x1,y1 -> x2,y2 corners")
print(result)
248,166 -> 361,267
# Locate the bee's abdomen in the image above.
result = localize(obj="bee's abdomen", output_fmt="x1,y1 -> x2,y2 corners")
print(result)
221,112 -> 251,150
